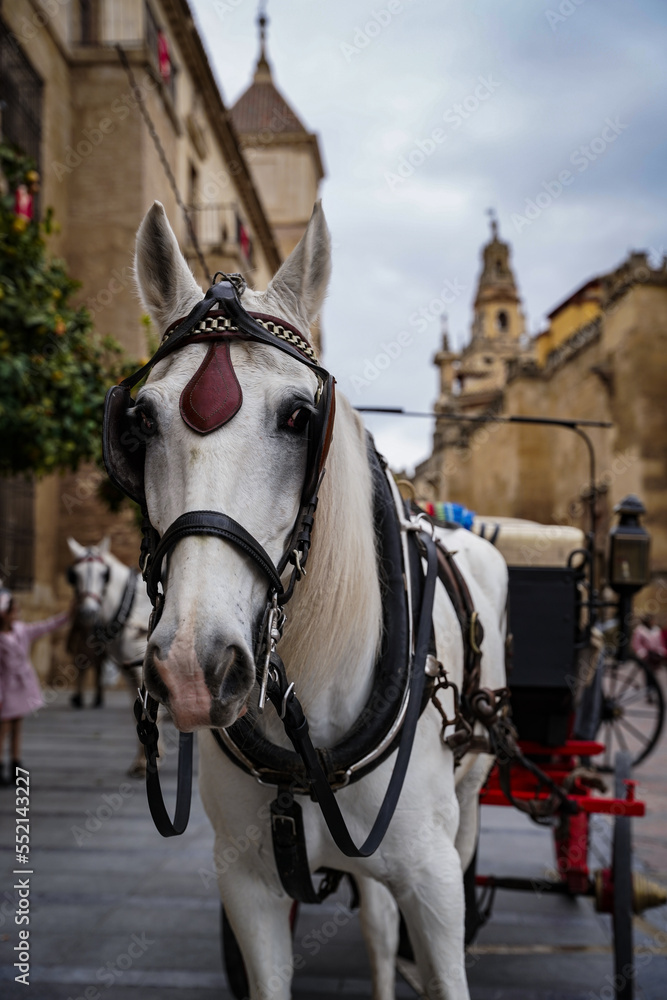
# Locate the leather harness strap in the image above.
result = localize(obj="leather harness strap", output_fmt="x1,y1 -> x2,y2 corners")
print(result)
145,511 -> 284,606
434,543 -> 485,701
266,526 -> 439,902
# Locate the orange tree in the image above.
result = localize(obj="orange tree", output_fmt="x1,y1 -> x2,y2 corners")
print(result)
0,144 -> 131,477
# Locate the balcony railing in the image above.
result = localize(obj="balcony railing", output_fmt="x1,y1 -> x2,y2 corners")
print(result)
188,204 -> 254,269
75,1 -> 177,103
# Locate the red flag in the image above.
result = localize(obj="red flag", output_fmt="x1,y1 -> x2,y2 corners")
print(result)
158,31 -> 171,82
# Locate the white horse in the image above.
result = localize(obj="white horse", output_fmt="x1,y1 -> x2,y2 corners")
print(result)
133,201 -> 508,999
66,537 -> 153,775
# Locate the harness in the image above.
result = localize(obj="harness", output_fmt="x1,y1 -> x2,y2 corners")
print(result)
102,274 -> 492,900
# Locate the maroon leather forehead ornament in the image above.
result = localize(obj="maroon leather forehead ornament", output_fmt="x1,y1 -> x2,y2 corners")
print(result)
174,309 -> 318,435
179,340 -> 242,434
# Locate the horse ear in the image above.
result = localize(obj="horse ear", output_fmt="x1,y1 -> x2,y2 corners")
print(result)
98,536 -> 111,555
67,537 -> 86,559
267,201 -> 331,331
135,201 -> 203,333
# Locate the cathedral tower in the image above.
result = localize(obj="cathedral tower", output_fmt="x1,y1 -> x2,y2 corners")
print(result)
471,213 -> 525,345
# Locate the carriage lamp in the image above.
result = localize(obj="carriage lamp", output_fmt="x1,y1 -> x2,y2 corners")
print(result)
608,494 -> 651,594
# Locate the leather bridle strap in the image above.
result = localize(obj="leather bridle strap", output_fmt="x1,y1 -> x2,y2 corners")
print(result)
137,510 -> 283,837
121,280 -> 330,391
267,528 -> 438,900
134,692 -> 193,836
145,510 -> 284,606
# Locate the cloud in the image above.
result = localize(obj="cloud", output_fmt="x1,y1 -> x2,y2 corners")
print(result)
190,0 -> 667,475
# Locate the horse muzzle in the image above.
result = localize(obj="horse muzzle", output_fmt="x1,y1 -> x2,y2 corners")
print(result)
145,629 -> 255,731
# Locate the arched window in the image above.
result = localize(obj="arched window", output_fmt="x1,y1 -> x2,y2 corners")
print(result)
496,310 -> 508,332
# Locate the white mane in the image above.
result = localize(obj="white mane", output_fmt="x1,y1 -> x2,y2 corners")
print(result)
277,395 -> 383,721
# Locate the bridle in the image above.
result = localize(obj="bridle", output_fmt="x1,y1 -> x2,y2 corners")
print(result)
104,277 -> 334,615
103,276 -> 336,828
67,553 -> 111,608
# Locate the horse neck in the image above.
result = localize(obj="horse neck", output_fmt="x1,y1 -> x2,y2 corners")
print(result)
276,399 -> 383,740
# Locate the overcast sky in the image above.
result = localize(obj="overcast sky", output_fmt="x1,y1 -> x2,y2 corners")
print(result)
190,0 -> 667,473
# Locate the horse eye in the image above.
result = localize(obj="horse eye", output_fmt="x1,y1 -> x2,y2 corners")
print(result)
134,404 -> 157,438
286,407 -> 310,433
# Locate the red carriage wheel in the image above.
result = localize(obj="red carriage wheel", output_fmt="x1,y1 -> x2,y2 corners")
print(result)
596,655 -> 664,771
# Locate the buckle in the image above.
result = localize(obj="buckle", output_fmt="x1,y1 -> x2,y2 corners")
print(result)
271,813 -> 296,837
258,594 -> 285,712
469,611 -> 483,654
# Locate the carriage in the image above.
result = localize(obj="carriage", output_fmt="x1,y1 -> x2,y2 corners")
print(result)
395,417 -> 667,998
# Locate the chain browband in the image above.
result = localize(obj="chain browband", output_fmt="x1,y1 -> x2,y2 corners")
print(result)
161,309 -> 319,364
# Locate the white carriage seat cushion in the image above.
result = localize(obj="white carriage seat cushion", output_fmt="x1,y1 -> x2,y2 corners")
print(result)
472,516 -> 586,568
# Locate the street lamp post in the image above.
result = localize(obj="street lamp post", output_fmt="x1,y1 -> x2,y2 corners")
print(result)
607,495 -> 651,662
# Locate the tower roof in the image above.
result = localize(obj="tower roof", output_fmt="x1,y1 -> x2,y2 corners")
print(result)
474,211 -> 521,307
230,13 -> 308,136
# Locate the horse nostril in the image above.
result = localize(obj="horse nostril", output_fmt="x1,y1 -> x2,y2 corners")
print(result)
210,644 -> 254,701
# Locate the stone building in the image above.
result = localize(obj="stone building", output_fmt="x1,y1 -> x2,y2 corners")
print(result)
0,1 -> 324,675
414,229 -> 667,608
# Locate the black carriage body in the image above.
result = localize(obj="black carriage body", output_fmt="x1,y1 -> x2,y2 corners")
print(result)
507,565 -> 579,746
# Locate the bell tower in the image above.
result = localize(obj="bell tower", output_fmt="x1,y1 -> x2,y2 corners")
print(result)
471,211 -> 525,345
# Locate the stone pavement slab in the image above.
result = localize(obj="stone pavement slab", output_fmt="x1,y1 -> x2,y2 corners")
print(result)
1,688 -> 666,999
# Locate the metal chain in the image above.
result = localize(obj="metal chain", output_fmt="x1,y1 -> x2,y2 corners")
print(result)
115,45 -> 211,282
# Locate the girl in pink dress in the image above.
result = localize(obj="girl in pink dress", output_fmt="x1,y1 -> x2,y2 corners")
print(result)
0,588 -> 70,785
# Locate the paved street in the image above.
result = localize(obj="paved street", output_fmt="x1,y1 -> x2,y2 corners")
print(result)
1,686 -> 666,1000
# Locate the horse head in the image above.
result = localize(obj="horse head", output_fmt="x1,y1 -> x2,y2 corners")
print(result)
133,201 -> 332,732
66,536 -> 112,625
